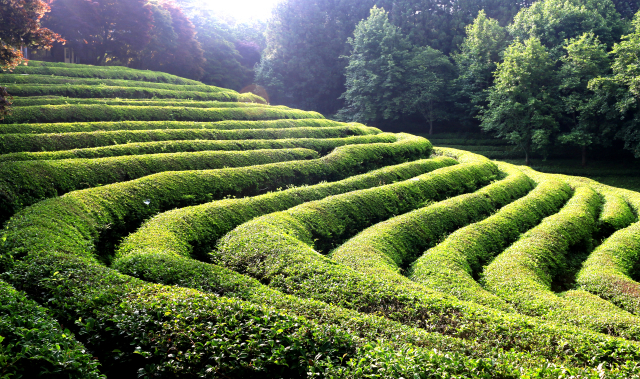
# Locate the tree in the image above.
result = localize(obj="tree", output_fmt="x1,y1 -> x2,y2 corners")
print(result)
405,46 -> 455,134
453,10 -> 509,127
339,7 -> 454,134
1,0 -> 62,70
590,10 -> 640,157
339,7 -> 413,124
44,0 -> 153,65
509,0 -> 627,57
480,37 -> 559,165
557,32 -> 612,166
191,13 -> 253,90
255,0 -> 533,115
132,1 -> 204,80
1,0 -> 62,120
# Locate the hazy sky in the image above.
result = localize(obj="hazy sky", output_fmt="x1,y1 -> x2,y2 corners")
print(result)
203,0 -> 282,22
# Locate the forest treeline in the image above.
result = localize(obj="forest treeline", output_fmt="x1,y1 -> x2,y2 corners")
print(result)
2,0 -> 640,162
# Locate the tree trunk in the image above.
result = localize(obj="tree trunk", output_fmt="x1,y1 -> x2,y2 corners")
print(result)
525,150 -> 530,166
429,119 -> 433,135
582,145 -> 587,168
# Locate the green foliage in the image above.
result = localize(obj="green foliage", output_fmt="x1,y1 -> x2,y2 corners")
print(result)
339,7 -> 414,123
482,183 -> 640,339
339,7 -> 454,133
453,10 -> 509,125
0,118 -> 338,135
2,84 -> 260,103
557,32 -> 614,164
0,124 -> 374,154
410,171 -> 571,310
0,279 -> 103,378
330,161 -> 532,313
0,134 -> 396,162
480,37 -> 559,164
7,61 -> 203,84
1,104 -> 317,124
0,148 -> 318,221
0,74 -> 229,92
508,0 -> 628,55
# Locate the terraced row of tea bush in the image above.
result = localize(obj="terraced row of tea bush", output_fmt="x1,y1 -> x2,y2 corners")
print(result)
2,62 -> 640,378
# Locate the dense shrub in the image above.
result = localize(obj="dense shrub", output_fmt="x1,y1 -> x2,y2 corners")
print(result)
0,74 -> 229,93
0,279 -> 103,378
2,84 -> 265,103
482,185 -> 640,339
0,125 -> 376,154
0,148 -> 318,221
0,134 -> 396,162
9,97 -> 286,108
1,104 -> 316,124
0,118 -> 339,135
8,62 -> 203,84
408,173 -> 570,310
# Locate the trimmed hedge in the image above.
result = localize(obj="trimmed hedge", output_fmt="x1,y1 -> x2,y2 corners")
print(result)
408,171 -> 571,310
1,104 -> 320,124
9,97 -> 281,108
0,118 -> 340,135
0,74 -> 229,93
3,250 -> 361,377
116,157 -> 457,262
576,188 -> 640,316
482,185 -> 640,340
328,162 -> 534,313
0,148 -> 318,222
0,134 -> 396,162
0,135 -> 443,377
0,125 -> 377,154
211,152 -> 640,367
3,84 -> 265,103
8,62 -> 203,84
0,279 -> 103,378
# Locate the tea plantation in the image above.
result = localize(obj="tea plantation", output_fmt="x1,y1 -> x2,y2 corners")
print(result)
2,62 -> 640,378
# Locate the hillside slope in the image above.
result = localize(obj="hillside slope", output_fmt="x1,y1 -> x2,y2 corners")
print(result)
1,62 -> 640,378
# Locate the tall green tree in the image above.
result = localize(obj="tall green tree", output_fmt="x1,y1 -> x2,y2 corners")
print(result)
132,0 -> 204,80
404,46 -> 455,134
339,6 -> 412,124
509,0 -> 627,56
590,10 -> 640,157
480,37 -> 559,165
256,0 -> 531,114
453,10 -> 509,127
340,7 -> 453,134
557,32 -> 612,166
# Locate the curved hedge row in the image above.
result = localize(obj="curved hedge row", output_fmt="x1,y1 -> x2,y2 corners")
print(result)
9,97 -> 279,108
3,84 -> 264,103
212,152 -> 640,368
0,118 -> 339,135
0,148 -> 318,222
482,185 -> 640,339
408,173 -> 571,311
8,63 -> 203,84
0,125 -> 377,154
0,279 -> 103,378
2,104 -> 318,124
0,134 -> 396,162
0,74 -> 229,93
116,157 -> 456,262
328,162 -> 534,313
4,62 -> 640,377
576,188 -> 640,316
